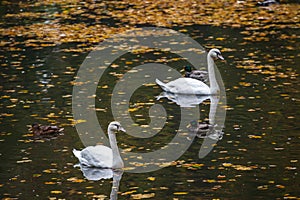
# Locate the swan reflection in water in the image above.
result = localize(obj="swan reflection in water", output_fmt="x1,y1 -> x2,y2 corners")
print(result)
74,164 -> 123,200
157,91 -> 225,158
157,91 -> 210,108
157,92 -> 224,140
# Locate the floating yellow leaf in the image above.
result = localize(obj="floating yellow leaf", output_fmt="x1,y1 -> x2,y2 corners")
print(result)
203,179 -> 216,183
18,90 -> 29,94
16,159 -> 32,164
67,177 -> 85,183
147,177 -> 155,181
43,169 -> 52,173
173,192 -> 188,195
128,107 -> 139,112
131,193 -> 155,199
216,37 -> 225,41
121,190 -> 137,195
257,185 -> 268,190
10,98 -> 18,103
276,185 -> 285,189
248,135 -> 262,139
45,182 -> 56,185
6,104 -> 16,108
1,113 -> 14,117
33,174 -> 42,177
222,163 -> 232,167
75,119 -> 87,124
268,111 -> 277,114
234,165 -> 253,171
51,190 -> 62,194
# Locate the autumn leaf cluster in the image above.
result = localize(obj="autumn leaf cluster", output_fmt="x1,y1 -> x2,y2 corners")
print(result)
0,0 -> 299,51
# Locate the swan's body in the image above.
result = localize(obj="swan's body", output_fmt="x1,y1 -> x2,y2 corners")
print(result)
184,65 -> 208,82
156,78 -> 210,94
156,49 -> 224,95
73,121 -> 125,169
73,146 -> 113,168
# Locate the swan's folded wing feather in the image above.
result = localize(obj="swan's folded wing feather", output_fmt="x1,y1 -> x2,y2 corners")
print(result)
81,145 -> 113,168
73,149 -> 90,166
73,149 -> 81,159
167,78 -> 210,94
156,78 -> 170,92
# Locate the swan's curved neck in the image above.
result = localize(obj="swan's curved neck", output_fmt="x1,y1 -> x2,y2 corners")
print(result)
207,54 -> 219,94
108,130 -> 124,168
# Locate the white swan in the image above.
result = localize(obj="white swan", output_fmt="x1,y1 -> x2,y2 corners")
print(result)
156,49 -> 224,95
73,121 -> 125,169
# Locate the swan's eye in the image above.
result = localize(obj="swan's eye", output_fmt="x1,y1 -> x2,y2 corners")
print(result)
114,124 -> 120,130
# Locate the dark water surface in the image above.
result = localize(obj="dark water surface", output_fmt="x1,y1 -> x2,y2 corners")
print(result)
0,4 -> 299,200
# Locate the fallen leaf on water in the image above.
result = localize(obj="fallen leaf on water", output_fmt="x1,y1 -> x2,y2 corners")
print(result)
131,193 -> 155,199
222,163 -> 232,167
203,179 -> 216,183
45,182 -> 56,185
16,159 -> 32,164
257,185 -> 268,190
248,135 -> 262,139
173,192 -> 188,195
285,166 -> 297,170
147,177 -> 155,181
43,169 -> 53,173
51,190 -> 62,194
67,177 -> 86,183
121,190 -> 137,195
276,185 -> 285,189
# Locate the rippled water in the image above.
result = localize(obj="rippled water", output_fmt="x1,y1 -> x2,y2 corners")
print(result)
1,6 -> 299,200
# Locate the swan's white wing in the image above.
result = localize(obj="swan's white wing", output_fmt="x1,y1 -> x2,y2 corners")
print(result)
157,78 -> 210,94
155,79 -> 170,92
80,145 -> 113,168
73,149 -> 90,167
73,149 -> 81,158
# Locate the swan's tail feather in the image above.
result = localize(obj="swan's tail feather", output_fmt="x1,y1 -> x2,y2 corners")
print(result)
156,79 -> 169,92
72,149 -> 81,159
73,149 -> 91,167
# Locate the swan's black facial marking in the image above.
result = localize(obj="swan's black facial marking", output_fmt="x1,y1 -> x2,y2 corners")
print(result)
111,122 -> 123,131
112,123 -> 120,130
213,50 -> 224,60
109,121 -> 126,132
